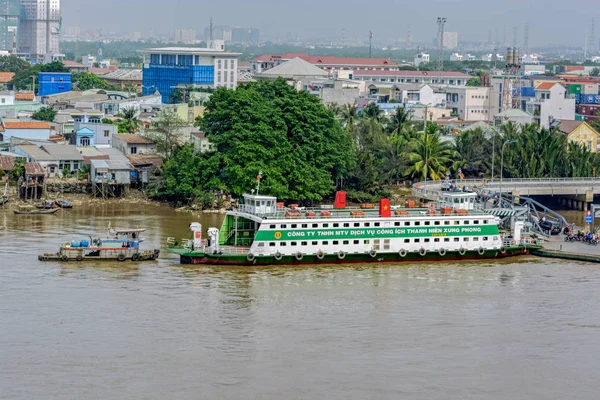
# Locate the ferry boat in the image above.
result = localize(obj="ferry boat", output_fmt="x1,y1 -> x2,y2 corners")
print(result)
39,226 -> 160,262
166,191 -> 541,265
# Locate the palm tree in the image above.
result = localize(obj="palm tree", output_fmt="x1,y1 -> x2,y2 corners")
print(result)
326,102 -> 342,118
404,132 -> 454,181
119,106 -> 140,133
339,104 -> 357,128
124,82 -> 139,98
360,102 -> 385,123
567,141 -> 594,177
388,106 -> 411,135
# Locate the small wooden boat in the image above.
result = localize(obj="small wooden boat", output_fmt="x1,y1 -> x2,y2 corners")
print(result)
55,200 -> 73,209
14,205 -> 60,215
36,200 -> 56,209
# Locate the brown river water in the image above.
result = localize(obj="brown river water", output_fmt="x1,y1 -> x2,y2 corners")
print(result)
1,203 -> 600,399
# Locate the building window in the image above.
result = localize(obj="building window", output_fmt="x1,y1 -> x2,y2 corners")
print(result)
218,60 -> 221,69
130,146 -> 137,154
230,71 -> 234,83
217,71 -> 221,83
224,72 -> 228,83
230,60 -> 234,69
103,130 -> 110,137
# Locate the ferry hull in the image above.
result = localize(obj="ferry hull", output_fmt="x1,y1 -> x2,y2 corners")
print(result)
174,246 -> 539,266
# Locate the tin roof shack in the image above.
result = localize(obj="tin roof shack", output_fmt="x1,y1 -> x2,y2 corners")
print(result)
126,154 -> 163,187
0,155 -> 16,181
15,144 -> 83,177
20,162 -> 45,200
112,134 -> 156,155
90,158 -> 133,198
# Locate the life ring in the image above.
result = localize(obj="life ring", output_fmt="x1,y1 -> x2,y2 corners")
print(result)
399,249 -> 407,258
477,247 -> 485,256
61,254 -> 69,262
132,253 -> 141,262
458,247 -> 466,256
369,250 -> 377,258
246,253 -> 255,262
419,247 -> 426,257
274,252 -> 283,261
316,251 -> 325,260
76,255 -> 83,262
438,248 -> 446,256
117,253 -> 126,262
295,252 -> 304,261
338,251 -> 346,260
500,247 -> 507,254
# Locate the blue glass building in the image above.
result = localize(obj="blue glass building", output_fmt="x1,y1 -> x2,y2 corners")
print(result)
141,47 -> 241,103
38,73 -> 72,97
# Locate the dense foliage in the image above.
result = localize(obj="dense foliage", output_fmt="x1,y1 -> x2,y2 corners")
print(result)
74,72 -> 109,91
31,106 -> 57,122
0,55 -> 30,73
11,61 -> 68,91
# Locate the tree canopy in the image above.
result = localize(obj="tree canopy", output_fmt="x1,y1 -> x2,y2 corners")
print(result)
0,55 -> 30,74
75,72 -> 108,91
31,106 -> 57,122
11,61 -> 69,91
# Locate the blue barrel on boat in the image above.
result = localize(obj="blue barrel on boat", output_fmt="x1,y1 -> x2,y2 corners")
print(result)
80,240 -> 89,248
71,240 -> 81,248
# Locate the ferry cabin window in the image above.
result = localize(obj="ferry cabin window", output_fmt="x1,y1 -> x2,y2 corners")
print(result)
424,238 -> 430,243
424,221 -> 430,226
474,220 -> 479,225
343,240 -> 349,245
415,221 -> 421,226
473,237 -> 479,241
404,222 -> 410,226
464,238 -> 469,242
404,239 -> 410,243
343,223 -> 350,228
281,224 -> 287,229
302,224 -> 308,228
444,238 -> 450,242
291,224 -> 297,228
269,243 -> 276,247
415,239 -> 420,243
269,224 -> 276,229
354,223 -> 360,227
365,222 -> 370,227
333,241 -> 339,245
434,221 -> 440,226
493,236 -> 499,240
374,222 -> 380,227
312,224 -> 318,228
280,242 -> 287,247
434,238 -> 440,242
455,221 -> 460,225
384,239 -> 390,250
444,221 -> 451,225
258,242 -> 265,247
454,238 -> 460,242
364,240 -> 370,244
374,240 -> 381,250
323,241 -> 329,245
483,237 -> 489,241
301,241 -> 307,246
353,240 -> 360,245
463,220 -> 470,225
394,222 -> 400,227
333,223 -> 339,228
291,242 -> 297,246
483,220 -> 488,224
312,241 -> 318,245
323,224 -> 329,228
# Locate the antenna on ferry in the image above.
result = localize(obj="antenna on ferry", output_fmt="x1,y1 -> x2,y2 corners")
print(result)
256,170 -> 263,195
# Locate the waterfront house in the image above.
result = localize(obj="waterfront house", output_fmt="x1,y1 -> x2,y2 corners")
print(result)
555,120 -> 600,152
73,122 -> 117,147
0,120 -> 51,143
15,144 -> 83,177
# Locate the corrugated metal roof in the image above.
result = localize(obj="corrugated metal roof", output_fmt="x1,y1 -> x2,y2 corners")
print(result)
24,162 -> 44,175
0,156 -> 15,171
16,144 -> 55,161
113,134 -> 155,144
90,159 -> 109,169
42,145 -> 84,161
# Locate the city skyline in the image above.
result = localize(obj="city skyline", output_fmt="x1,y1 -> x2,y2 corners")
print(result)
61,0 -> 599,47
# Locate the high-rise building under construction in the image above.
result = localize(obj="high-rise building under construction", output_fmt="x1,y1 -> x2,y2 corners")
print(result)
0,0 -> 19,53
19,0 -> 61,62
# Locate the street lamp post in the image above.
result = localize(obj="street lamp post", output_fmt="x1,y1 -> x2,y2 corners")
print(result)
499,139 -> 518,206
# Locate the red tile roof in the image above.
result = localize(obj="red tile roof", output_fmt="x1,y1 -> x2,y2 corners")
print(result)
0,72 -> 15,83
2,121 -> 50,130
238,61 -> 251,67
87,67 -> 118,75
14,92 -> 35,101
63,60 -> 85,68
536,82 -> 560,90
113,134 -> 155,144
353,70 -> 470,77
253,53 -> 396,66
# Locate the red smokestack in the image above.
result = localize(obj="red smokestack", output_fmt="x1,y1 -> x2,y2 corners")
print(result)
379,198 -> 391,217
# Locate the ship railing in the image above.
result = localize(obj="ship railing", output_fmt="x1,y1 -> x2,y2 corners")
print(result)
165,237 -> 193,249
219,246 -> 250,255
166,237 -> 176,246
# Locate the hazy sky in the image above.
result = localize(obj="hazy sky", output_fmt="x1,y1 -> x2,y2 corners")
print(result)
63,0 -> 596,47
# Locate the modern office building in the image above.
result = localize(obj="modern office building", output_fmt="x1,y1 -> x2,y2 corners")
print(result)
175,29 -> 196,44
231,27 -> 260,44
0,0 -> 19,53
141,44 -> 241,103
19,0 -> 61,62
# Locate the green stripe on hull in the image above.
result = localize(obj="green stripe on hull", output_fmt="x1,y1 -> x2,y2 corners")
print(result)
254,225 -> 500,241
174,246 -> 540,265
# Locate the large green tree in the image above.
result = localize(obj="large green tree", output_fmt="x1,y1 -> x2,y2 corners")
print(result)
11,61 -> 69,91
0,55 -> 30,74
31,106 -> 57,122
197,78 -> 353,201
404,132 -> 454,180
75,72 -> 108,90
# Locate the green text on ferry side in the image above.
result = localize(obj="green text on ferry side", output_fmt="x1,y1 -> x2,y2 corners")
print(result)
255,225 -> 500,241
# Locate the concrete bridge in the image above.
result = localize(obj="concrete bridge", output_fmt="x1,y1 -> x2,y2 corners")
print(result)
414,178 -> 600,210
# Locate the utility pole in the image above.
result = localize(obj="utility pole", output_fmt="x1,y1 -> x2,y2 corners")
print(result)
369,29 -> 373,58
437,17 -> 447,84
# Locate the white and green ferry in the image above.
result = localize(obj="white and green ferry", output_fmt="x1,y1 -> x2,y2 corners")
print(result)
167,191 -> 540,265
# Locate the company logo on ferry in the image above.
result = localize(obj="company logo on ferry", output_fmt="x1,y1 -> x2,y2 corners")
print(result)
274,232 -> 283,240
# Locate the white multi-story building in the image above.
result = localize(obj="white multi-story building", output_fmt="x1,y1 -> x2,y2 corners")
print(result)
444,86 -> 498,122
414,53 -> 430,67
392,83 -> 446,106
525,82 -> 575,129
450,53 -> 463,61
19,0 -> 61,62
175,29 -> 196,44
352,70 -> 470,86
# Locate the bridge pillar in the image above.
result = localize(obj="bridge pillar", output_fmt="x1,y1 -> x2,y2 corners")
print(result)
587,190 -> 594,204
